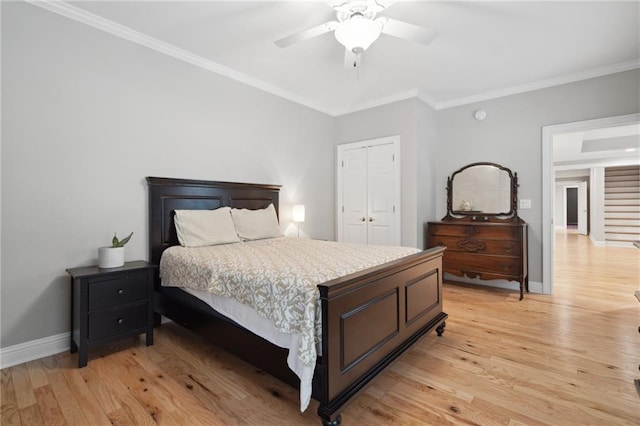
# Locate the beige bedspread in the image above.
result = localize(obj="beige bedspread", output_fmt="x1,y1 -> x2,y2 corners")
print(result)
159,237 -> 420,369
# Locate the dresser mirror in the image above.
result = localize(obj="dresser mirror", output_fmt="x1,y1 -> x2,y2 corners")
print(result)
445,162 -> 519,221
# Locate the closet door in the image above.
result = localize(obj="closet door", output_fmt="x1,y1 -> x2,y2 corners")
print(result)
338,137 -> 400,246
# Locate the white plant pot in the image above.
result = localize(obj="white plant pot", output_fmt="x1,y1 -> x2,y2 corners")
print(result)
98,247 -> 125,268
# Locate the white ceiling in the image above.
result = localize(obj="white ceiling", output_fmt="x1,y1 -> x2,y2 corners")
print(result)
554,123 -> 640,168
38,0 -> 639,116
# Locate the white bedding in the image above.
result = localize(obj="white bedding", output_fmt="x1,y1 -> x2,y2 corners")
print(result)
160,237 -> 420,411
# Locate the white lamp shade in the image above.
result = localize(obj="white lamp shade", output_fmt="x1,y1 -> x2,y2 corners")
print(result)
292,204 -> 305,223
334,15 -> 383,52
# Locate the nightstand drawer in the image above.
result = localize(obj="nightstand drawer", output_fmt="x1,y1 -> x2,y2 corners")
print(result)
89,304 -> 148,341
89,273 -> 148,309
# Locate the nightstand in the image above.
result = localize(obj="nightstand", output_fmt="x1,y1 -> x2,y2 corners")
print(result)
67,260 -> 156,368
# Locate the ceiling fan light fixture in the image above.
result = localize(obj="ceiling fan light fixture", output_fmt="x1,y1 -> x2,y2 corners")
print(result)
334,14 -> 383,52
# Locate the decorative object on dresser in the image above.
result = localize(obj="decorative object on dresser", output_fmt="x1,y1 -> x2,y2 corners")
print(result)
147,176 -> 447,426
427,162 -> 529,300
67,260 -> 156,367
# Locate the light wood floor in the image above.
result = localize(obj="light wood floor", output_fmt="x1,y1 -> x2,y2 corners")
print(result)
2,232 -> 639,425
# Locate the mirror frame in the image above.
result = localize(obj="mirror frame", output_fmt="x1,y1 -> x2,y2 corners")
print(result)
444,162 -> 521,222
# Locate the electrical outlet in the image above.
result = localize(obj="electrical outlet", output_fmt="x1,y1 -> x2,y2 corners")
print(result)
519,199 -> 532,209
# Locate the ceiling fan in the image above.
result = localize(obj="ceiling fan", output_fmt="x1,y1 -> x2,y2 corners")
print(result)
274,0 -> 437,68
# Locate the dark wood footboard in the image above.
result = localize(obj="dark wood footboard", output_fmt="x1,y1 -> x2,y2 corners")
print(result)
315,247 -> 446,423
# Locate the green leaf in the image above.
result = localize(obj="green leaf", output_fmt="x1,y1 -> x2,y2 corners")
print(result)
112,233 -> 119,247
118,232 -> 133,247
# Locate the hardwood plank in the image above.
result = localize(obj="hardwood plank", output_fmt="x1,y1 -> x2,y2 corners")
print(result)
62,369 -> 112,426
11,363 -> 37,409
26,360 -> 49,390
18,404 -> 44,425
46,371 -> 89,425
33,385 -> 66,426
1,368 -> 22,426
77,364 -> 121,415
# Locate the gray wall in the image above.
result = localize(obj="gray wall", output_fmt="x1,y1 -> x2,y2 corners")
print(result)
1,3 -> 335,348
416,99 -> 438,249
434,69 -> 640,287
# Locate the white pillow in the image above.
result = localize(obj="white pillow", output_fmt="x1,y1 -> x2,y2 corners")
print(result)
231,204 -> 282,241
174,207 -> 241,247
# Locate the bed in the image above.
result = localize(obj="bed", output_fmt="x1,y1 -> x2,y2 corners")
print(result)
147,176 -> 447,425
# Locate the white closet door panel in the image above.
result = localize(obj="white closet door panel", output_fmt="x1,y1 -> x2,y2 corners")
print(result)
341,148 -> 368,244
367,143 -> 396,246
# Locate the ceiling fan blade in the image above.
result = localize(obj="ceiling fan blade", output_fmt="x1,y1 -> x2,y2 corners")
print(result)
275,21 -> 338,48
380,18 -> 437,46
344,48 -> 361,69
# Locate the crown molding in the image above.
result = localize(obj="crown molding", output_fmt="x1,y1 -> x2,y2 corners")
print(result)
432,59 -> 640,110
28,0 -> 335,116
26,1 -> 640,117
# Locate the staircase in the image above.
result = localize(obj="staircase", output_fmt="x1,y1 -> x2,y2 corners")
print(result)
604,165 -> 640,245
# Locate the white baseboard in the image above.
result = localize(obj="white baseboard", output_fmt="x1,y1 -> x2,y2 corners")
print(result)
0,318 -> 173,370
0,333 -> 69,370
589,235 -> 607,247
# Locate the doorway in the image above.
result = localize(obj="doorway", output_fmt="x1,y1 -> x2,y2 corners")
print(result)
542,113 -> 640,295
566,187 -> 578,228
563,182 -> 588,234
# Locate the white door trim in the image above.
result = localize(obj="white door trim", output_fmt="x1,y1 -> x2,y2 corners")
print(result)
337,136 -> 401,244
541,113 -> 640,295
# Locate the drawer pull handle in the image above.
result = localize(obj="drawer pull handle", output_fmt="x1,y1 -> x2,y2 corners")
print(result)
117,318 -> 124,324
502,264 -> 511,272
458,238 -> 485,252
360,217 -> 366,222
503,245 -> 512,253
117,289 -> 124,295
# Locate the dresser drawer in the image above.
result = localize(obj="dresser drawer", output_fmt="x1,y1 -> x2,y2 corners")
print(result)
430,224 -> 520,241
444,252 -> 521,276
429,224 -> 470,237
431,236 -> 521,256
472,225 -> 520,240
88,272 -> 149,310
88,304 -> 148,341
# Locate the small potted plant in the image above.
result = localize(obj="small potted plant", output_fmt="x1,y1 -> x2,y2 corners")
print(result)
98,232 -> 133,268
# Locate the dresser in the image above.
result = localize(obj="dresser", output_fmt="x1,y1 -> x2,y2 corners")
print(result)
67,260 -> 156,367
427,220 -> 528,299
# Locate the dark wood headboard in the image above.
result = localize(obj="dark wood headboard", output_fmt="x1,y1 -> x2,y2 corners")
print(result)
146,177 -> 281,266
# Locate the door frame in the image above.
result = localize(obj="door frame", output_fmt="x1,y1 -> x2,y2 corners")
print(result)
541,113 -> 640,295
336,136 -> 401,244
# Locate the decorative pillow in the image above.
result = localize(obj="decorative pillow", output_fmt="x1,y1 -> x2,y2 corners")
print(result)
174,207 -> 241,247
231,204 -> 282,241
